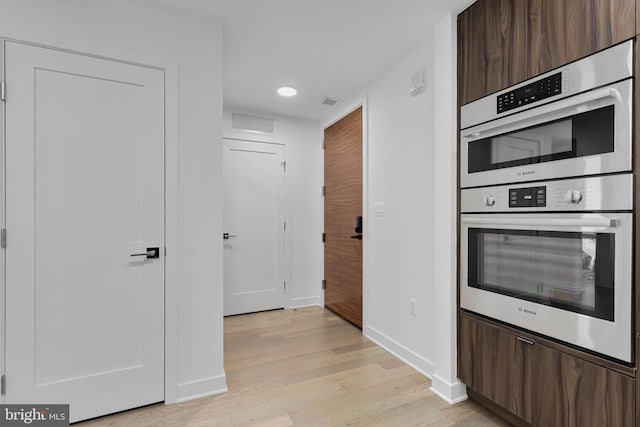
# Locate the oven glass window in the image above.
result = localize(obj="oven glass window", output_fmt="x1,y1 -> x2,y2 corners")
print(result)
468,106 -> 614,173
468,228 -> 614,321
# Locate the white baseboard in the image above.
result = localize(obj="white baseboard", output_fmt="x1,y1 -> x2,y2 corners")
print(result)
365,326 -> 435,378
288,296 -> 322,309
176,373 -> 228,403
429,373 -> 468,405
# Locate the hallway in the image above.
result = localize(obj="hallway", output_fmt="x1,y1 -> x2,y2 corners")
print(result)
79,307 -> 507,426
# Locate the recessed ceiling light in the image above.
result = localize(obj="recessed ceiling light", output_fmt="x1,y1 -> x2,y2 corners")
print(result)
277,86 -> 297,97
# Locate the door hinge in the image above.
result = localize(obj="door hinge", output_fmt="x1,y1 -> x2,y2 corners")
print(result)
322,233 -> 326,243
284,222 -> 287,231
322,138 -> 326,149
164,246 -> 167,256
281,161 -> 287,171
322,279 -> 326,290
284,281 -> 287,290
322,186 -> 326,197
0,81 -> 6,102
1,229 -> 6,249
1,374 -> 6,394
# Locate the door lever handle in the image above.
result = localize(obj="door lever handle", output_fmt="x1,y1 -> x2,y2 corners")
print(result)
350,234 -> 363,240
130,247 -> 160,259
223,233 -> 237,240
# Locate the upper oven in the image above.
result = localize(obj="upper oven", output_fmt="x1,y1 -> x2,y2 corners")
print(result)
460,41 -> 633,188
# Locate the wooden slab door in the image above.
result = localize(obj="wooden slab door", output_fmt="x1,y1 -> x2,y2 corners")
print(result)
324,107 -> 363,328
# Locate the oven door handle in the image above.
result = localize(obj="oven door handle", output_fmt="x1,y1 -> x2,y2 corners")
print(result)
462,217 -> 616,228
461,87 -> 619,141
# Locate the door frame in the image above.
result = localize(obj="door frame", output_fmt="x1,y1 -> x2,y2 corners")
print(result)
222,137 -> 291,308
321,97 -> 370,336
0,38 -> 181,404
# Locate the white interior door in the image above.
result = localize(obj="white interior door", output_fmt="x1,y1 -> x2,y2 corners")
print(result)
223,139 -> 286,316
4,41 -> 165,422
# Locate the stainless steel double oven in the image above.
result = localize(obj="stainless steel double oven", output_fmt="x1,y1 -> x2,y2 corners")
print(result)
459,41 -> 634,362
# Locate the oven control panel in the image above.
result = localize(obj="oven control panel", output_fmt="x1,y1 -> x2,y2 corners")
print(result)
497,72 -> 565,114
509,186 -> 546,208
460,174 -> 633,213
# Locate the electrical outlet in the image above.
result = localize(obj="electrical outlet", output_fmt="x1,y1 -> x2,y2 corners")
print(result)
410,298 -> 417,317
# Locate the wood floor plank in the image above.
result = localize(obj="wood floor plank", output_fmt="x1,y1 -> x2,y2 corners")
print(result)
78,307 -> 509,427
378,357 -> 406,370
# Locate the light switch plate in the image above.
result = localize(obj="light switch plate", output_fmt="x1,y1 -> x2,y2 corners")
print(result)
373,202 -> 385,217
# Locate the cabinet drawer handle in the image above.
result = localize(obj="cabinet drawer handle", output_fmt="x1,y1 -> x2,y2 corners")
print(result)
516,336 -> 535,345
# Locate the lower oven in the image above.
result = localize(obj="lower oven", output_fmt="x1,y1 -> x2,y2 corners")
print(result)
460,174 -> 633,362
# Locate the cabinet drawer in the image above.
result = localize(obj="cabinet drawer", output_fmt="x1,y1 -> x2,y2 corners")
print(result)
459,313 -> 635,426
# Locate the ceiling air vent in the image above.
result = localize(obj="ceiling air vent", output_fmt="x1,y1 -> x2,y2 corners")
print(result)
231,112 -> 274,134
322,97 -> 340,106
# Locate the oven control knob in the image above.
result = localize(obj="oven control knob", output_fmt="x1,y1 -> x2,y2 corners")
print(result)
564,189 -> 583,204
484,195 -> 496,206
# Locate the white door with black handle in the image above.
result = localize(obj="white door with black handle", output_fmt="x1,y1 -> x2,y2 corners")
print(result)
223,139 -> 286,316
3,41 -> 165,422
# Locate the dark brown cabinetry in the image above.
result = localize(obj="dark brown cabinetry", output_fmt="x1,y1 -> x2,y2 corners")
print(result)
459,313 -> 635,426
458,1 -> 638,425
458,0 -> 529,105
459,314 -> 533,422
458,0 -> 635,105
528,0 -> 635,77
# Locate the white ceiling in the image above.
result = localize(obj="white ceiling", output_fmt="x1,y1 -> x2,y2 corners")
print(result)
136,0 -> 473,120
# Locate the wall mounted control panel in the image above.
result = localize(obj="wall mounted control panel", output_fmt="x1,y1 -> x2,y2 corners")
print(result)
497,71 -> 565,114
509,186 -> 546,208
460,174 -> 632,213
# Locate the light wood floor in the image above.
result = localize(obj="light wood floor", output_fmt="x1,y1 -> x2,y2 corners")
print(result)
79,306 -> 509,426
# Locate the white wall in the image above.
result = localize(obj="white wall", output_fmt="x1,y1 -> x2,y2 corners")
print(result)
223,108 -> 324,307
360,41 -> 438,375
322,13 -> 464,404
430,13 -> 466,404
325,41 -> 438,375
0,0 -> 225,403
